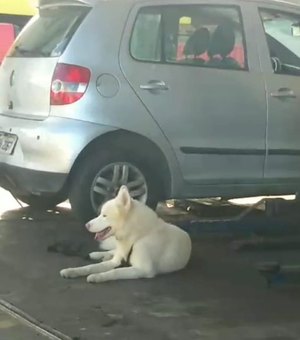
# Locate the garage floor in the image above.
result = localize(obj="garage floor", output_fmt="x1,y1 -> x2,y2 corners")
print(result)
0,309 -> 47,339
1,191 -> 300,340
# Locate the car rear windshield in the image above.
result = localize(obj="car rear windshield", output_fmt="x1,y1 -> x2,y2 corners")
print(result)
8,5 -> 90,58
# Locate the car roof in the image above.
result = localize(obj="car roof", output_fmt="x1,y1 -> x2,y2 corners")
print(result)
39,0 -> 300,8
38,0 -> 99,7
245,0 -> 300,7
118,0 -> 300,7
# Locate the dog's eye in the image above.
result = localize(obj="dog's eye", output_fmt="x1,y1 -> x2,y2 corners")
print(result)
102,214 -> 107,218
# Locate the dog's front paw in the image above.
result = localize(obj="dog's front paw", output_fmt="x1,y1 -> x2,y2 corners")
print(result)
87,274 -> 102,283
60,268 -> 78,279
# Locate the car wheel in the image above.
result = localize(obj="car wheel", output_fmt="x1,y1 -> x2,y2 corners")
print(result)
16,194 -> 66,210
69,148 -> 162,222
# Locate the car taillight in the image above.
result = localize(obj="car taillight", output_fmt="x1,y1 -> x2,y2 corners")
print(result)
50,63 -> 91,105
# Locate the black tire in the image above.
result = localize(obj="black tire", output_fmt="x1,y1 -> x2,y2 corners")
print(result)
69,147 -> 162,223
16,194 -> 65,210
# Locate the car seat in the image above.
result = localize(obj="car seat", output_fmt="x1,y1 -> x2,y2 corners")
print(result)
183,27 -> 210,65
207,22 -> 241,69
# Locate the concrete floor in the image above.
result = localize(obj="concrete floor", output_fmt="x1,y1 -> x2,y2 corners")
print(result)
1,189 -> 300,340
0,309 -> 46,339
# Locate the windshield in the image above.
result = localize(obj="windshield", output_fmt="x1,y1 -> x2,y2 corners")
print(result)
8,5 -> 90,58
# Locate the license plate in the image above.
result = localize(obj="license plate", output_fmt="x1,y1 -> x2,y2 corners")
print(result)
0,132 -> 18,155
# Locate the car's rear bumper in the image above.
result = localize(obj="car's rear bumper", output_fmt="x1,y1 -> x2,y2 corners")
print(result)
0,115 -> 116,173
0,115 -> 116,196
0,163 -> 67,196
0,115 -> 116,195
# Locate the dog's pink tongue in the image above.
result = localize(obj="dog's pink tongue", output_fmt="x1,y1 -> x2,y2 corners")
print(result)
94,231 -> 105,241
94,227 -> 111,241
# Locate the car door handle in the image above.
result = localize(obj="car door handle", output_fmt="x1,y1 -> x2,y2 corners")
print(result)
271,88 -> 296,99
140,80 -> 169,91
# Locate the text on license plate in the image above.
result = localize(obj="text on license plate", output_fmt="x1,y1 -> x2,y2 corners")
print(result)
0,132 -> 18,155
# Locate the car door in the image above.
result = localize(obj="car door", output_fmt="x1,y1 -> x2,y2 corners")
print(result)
256,4 -> 300,181
120,1 -> 267,188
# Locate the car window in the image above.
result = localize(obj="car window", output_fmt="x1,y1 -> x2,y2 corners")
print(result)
131,8 -> 162,62
131,5 -> 247,71
8,5 -> 90,58
259,9 -> 300,76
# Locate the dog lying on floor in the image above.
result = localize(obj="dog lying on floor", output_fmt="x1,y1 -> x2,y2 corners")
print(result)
60,186 -> 192,283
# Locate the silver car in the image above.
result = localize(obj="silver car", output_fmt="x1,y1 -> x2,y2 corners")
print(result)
0,0 -> 300,221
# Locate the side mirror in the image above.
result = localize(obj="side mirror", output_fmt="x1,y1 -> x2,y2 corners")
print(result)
0,23 -> 17,64
291,22 -> 300,37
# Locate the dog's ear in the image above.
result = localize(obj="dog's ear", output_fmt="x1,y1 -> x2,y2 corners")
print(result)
116,186 -> 131,210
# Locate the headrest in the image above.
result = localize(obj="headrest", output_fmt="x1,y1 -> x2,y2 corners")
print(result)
208,23 -> 236,58
184,27 -> 210,56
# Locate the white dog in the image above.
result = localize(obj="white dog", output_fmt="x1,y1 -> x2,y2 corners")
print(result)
60,186 -> 192,283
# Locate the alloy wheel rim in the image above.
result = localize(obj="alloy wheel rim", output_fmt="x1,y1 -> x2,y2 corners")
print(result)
90,162 -> 148,213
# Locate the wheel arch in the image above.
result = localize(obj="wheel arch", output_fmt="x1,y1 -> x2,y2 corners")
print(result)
67,129 -> 172,199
